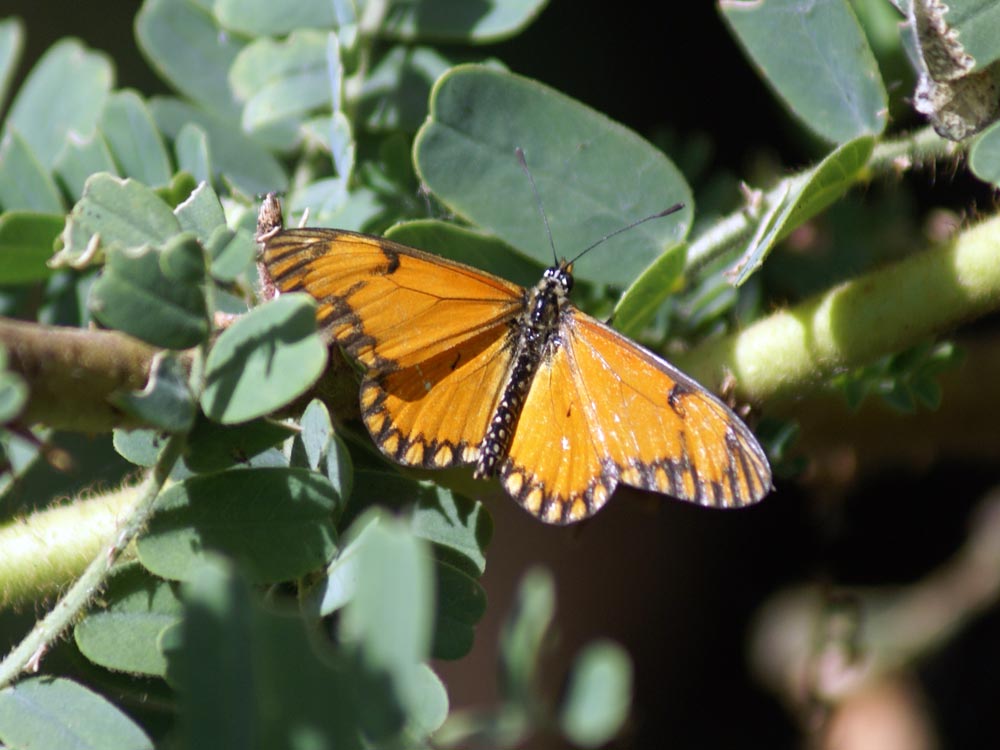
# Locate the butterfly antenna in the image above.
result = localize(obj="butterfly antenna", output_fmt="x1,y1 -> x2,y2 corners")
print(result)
568,202 -> 685,266
516,147 -> 560,265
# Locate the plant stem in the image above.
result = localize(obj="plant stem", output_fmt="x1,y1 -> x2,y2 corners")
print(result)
0,486 -> 138,609
679,212 -> 1000,401
0,432 -> 184,688
0,319 -> 161,431
685,126 -> 961,273
867,126 -> 960,175
752,485 -> 1000,704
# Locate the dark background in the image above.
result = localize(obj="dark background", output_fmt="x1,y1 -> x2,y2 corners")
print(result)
7,2 -> 1000,747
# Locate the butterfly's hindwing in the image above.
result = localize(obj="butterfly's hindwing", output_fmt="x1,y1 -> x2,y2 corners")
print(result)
357,324 -> 517,471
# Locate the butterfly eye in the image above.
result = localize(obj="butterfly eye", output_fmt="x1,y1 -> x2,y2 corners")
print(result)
558,269 -> 573,293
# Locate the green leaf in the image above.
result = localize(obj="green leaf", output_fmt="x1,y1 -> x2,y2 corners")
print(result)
415,65 -> 692,288
294,398 -> 332,470
165,558 -> 259,749
721,0 -> 887,143
214,0 -> 348,36
287,180 -> 388,229
289,177 -> 348,220
136,0 -> 242,118
612,240 -> 687,337
386,219 -> 543,288
75,562 -> 183,676
344,469 -> 423,523
308,511 -> 381,616
113,427 -> 168,467
0,18 -> 24,110
150,96 -> 288,197
157,171 -> 199,208
168,557 -> 368,750
291,398 -> 354,502
183,414 -> 296,473
882,382 -> 916,413
88,238 -> 209,349
911,375 -> 942,410
174,181 -> 226,245
970,120 -> 1000,186
558,640 -> 633,748
0,346 -> 28,423
230,30 -> 339,134
0,128 -> 64,212
6,38 -> 113,171
919,341 -> 964,375
330,111 -> 355,179
432,559 -> 487,660
832,341 -> 962,414
379,0 -> 548,43
405,664 -> 450,739
0,374 -> 27,423
359,46 -> 452,132
53,131 -> 119,200
175,122 -> 212,186
99,90 -> 173,187
412,484 -> 492,577
160,228 -> 208,283
205,226 -> 255,283
499,567 -> 555,705
341,511 -> 435,718
201,293 -> 328,424
730,135 -> 875,285
109,352 -> 196,432
300,113 -> 355,184
0,676 -> 153,750
57,173 -> 181,266
138,467 -> 338,583
755,416 -> 801,476
0,212 -> 62,284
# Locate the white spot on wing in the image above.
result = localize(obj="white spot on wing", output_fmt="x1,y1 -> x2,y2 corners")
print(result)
414,363 -> 432,392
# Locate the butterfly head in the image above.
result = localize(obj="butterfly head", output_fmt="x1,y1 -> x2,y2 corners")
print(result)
544,260 -> 574,294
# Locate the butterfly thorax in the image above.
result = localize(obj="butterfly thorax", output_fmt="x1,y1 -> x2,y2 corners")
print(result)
473,261 -> 574,479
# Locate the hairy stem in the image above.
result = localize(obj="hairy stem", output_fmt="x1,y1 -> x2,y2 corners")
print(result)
0,486 -> 138,610
680,213 -> 1000,401
0,433 -> 184,687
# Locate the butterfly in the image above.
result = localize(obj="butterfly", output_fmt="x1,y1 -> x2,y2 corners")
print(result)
256,193 -> 771,524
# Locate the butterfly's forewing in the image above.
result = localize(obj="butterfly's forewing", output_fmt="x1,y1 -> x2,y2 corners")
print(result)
264,229 -> 523,370
264,228 -> 523,467
502,308 -> 772,524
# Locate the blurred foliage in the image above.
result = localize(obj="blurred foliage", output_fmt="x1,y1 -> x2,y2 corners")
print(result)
1,0 -> 999,748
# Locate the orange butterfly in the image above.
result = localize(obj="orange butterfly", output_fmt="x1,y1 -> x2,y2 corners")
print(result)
257,194 -> 771,524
